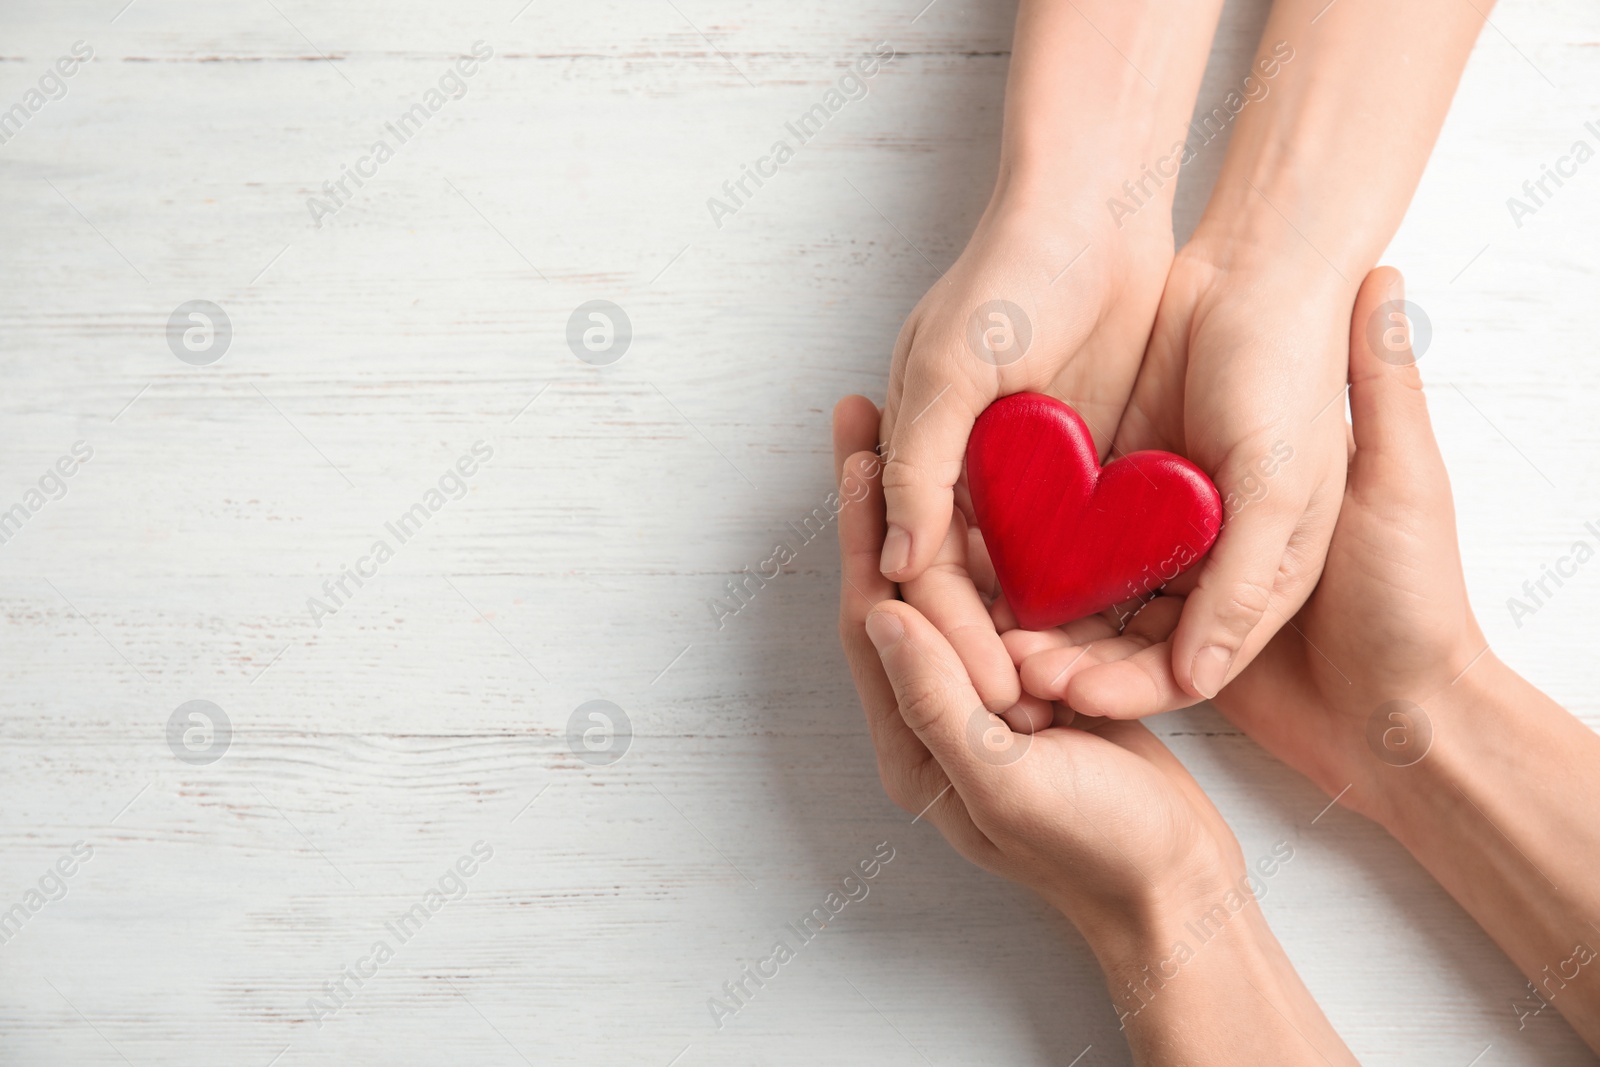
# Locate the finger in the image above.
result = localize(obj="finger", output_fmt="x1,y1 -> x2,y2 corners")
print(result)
1015,599 -> 1189,716
1347,267 -> 1446,479
965,524 -> 997,600
1066,642 -> 1201,719
833,395 -> 882,481
1002,594 -> 1177,665
833,396 -> 892,627
864,601 -> 1016,798
879,364 -> 986,583
835,435 -> 933,800
999,693 -> 1054,733
834,447 -> 900,732
999,614 -> 1121,666
901,509 -> 1020,713
837,448 -> 896,627
1168,493 -> 1303,701
835,412 -> 998,861
988,590 -> 1020,634
838,447 -> 960,831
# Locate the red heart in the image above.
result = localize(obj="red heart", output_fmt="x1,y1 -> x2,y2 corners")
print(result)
966,393 -> 1222,631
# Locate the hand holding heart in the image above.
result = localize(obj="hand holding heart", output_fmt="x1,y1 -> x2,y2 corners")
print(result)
833,393 -> 1253,938
1003,268 -> 1486,799
886,241 -> 1359,712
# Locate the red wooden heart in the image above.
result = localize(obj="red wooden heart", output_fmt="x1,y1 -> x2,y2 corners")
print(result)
966,393 -> 1222,631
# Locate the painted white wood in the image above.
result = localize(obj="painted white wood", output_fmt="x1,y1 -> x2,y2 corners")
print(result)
0,0 -> 1596,1063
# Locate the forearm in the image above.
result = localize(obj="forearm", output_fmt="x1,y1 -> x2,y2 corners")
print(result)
996,0 -> 1225,220
1077,874 -> 1356,1065
1190,0 -> 1488,282
1370,657 -> 1600,1049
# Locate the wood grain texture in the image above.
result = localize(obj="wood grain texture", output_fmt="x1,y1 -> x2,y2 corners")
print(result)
0,0 -> 1597,1064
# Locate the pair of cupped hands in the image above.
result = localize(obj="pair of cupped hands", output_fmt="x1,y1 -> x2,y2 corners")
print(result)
836,243 -> 1485,935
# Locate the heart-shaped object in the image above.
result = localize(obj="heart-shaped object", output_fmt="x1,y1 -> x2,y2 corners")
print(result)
966,393 -> 1222,631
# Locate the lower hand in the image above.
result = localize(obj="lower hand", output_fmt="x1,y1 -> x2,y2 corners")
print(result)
837,393 -> 1358,1064
1014,267 -> 1485,805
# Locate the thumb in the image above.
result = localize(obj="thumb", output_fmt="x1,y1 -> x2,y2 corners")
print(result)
880,368 -> 985,581
1170,494 -> 1302,700
864,602 -> 1021,794
1348,266 -> 1446,476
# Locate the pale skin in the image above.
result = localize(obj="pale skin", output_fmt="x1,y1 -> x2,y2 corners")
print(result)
1010,268 -> 1600,1052
848,0 -> 1600,1056
883,0 -> 1496,713
841,269 -> 1600,1059
836,393 -> 1357,1065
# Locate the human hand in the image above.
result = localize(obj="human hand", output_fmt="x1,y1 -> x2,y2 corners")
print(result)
1013,267 -> 1486,805
838,393 -> 1243,932
1207,266 -> 1484,805
1007,243 -> 1360,716
876,0 -> 1234,701
837,393 -> 1358,1064
876,191 -> 1174,585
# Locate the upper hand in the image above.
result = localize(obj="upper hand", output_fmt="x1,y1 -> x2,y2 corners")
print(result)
1014,267 -> 1486,804
1022,244 -> 1358,715
877,190 -> 1173,586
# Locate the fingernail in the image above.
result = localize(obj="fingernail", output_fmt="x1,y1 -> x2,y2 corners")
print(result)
1192,646 -> 1233,699
880,524 -> 911,575
865,611 -> 905,652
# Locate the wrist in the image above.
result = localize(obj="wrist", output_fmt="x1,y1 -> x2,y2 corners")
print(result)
1079,862 -> 1349,1061
1178,219 -> 1361,307
994,0 -> 1226,243
1362,653 -> 1528,837
1063,845 -> 1248,972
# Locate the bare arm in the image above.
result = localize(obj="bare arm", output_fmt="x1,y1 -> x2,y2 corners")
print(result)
1373,661 -> 1600,1047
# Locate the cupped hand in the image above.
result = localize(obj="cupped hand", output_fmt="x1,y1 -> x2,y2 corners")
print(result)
877,191 -> 1174,587
1031,245 -> 1359,716
1211,266 -> 1485,805
1015,268 -> 1487,806
836,394 -> 1243,927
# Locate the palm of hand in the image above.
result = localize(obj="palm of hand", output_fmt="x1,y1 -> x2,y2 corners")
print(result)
1069,253 -> 1354,712
1215,443 -> 1483,797
961,716 -> 1233,913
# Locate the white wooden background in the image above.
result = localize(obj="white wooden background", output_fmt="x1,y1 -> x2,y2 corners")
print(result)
1,1 -> 1597,1064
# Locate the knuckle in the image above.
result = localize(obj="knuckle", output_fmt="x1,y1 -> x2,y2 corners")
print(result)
878,456 -> 925,491
881,455 -> 962,495
1209,578 -> 1274,637
897,677 -> 956,732
876,762 -> 914,813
